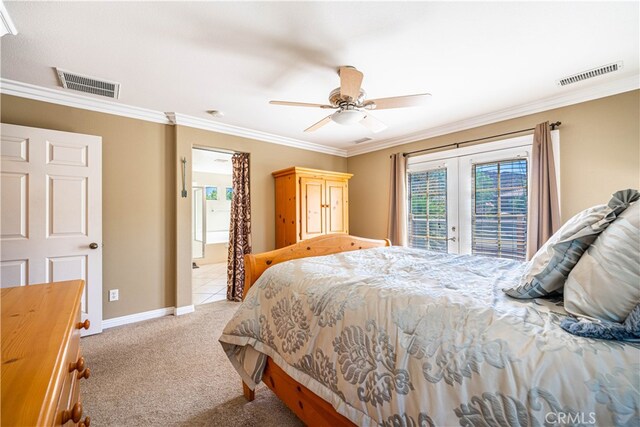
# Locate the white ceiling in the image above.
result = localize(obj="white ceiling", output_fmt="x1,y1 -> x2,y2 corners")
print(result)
192,149 -> 232,175
1,2 -> 638,154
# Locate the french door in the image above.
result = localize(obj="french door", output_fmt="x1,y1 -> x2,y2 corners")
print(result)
407,158 -> 459,253
407,135 -> 538,262
458,146 -> 530,260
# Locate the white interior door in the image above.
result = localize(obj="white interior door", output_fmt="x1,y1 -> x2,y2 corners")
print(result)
0,123 -> 102,336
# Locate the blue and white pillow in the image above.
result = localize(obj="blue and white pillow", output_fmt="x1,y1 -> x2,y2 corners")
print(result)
504,189 -> 639,299
563,199 -> 639,323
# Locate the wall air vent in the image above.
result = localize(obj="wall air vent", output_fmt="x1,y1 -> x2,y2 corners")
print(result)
353,137 -> 373,144
56,68 -> 121,99
557,61 -> 623,86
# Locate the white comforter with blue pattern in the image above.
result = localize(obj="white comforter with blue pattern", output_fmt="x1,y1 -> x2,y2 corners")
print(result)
219,247 -> 639,426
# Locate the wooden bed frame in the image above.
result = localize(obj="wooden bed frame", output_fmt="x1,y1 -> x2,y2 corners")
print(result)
241,234 -> 391,426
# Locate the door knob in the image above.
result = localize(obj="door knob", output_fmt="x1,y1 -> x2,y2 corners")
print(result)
447,236 -> 457,242
89,243 -> 99,249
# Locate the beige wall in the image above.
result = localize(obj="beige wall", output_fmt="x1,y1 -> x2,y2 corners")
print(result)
1,94 -> 176,319
1,95 -> 347,317
3,90 -> 637,317
174,125 -> 347,307
347,90 -> 640,240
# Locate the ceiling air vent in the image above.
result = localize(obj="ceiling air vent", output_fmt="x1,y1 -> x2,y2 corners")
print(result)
56,68 -> 121,99
557,61 -> 623,86
353,137 -> 373,144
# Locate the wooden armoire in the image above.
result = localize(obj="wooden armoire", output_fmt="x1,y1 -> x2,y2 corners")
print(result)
272,167 -> 352,248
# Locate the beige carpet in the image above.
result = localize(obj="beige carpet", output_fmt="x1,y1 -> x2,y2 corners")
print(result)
82,301 -> 304,427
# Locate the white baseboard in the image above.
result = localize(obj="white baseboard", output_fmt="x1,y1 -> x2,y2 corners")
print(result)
102,304 -> 196,329
174,305 -> 195,316
102,307 -> 175,329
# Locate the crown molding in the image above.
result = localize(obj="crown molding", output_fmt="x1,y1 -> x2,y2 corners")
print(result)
1,79 -> 169,123
0,1 -> 18,37
165,112 -> 347,157
346,74 -> 640,157
3,75 -> 636,159
0,78 -> 347,157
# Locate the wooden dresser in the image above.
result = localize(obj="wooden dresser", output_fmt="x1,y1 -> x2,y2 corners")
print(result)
273,167 -> 353,248
1,280 -> 91,426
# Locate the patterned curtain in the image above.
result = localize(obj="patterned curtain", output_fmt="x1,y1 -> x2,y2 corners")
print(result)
227,152 -> 251,301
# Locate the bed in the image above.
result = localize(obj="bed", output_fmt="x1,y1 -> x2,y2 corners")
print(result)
219,234 -> 640,426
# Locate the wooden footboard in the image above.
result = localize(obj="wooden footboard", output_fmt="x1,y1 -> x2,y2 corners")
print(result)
240,234 -> 390,425
243,234 -> 391,299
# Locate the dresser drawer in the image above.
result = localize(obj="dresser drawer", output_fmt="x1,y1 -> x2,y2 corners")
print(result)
55,309 -> 90,426
55,342 -> 81,424
56,357 -> 90,426
1,281 -> 88,427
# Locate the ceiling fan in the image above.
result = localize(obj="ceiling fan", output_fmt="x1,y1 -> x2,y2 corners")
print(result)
269,66 -> 431,134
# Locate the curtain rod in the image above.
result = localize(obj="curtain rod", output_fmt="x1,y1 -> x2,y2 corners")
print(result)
397,121 -> 561,158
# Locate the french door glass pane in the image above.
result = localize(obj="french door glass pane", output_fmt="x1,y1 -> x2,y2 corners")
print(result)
472,159 -> 528,261
408,169 -> 448,252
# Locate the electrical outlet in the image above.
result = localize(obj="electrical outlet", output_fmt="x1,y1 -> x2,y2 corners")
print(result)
109,289 -> 119,302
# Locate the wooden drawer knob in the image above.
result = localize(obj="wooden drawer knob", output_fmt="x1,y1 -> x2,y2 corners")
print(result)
61,402 -> 83,424
80,416 -> 91,427
70,356 -> 85,373
78,367 -> 91,380
77,319 -> 90,330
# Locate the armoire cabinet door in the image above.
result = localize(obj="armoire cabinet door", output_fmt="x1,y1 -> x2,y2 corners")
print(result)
273,167 -> 352,248
300,177 -> 325,240
325,180 -> 348,234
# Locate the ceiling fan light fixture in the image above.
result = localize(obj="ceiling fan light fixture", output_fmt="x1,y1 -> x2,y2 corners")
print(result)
331,109 -> 366,126
269,66 -> 431,133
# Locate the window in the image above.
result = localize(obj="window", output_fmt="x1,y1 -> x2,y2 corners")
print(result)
472,159 -> 528,260
406,131 -> 559,261
408,169 -> 448,252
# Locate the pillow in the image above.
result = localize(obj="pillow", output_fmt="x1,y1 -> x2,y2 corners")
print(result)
504,189 -> 640,299
564,200 -> 640,323
560,304 -> 640,341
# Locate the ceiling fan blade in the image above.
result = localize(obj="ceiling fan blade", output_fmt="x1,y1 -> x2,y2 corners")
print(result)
270,100 -> 334,109
339,66 -> 364,101
364,93 -> 432,110
304,115 -> 333,132
360,113 -> 388,134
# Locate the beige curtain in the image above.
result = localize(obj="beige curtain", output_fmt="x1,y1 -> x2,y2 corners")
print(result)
387,153 -> 407,246
227,152 -> 251,301
527,121 -> 561,259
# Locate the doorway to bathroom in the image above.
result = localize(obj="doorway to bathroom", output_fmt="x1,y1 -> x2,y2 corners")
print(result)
192,148 -> 233,305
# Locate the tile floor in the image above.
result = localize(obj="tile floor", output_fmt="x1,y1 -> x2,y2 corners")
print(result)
192,262 -> 227,305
